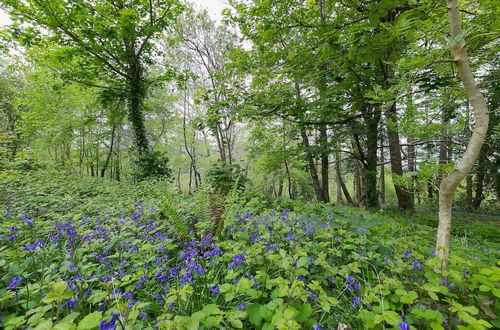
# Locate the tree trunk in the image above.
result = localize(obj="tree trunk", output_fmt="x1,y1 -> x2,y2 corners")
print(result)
379,141 -> 386,205
335,152 -> 343,203
386,103 -> 414,211
127,67 -> 150,158
335,159 -> 354,204
300,126 -> 324,202
364,114 -> 380,208
407,138 -> 416,206
284,158 -> 293,199
472,151 -> 487,209
319,124 -> 330,203
100,125 -> 116,177
295,82 -> 324,202
436,0 -> 490,271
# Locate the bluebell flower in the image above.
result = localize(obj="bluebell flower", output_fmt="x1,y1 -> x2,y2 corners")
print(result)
398,321 -> 410,330
237,303 -> 245,311
228,254 -> 245,269
122,291 -> 133,299
352,296 -> 361,308
154,293 -> 163,304
62,298 -> 78,309
99,318 -> 116,330
210,284 -> 220,295
8,276 -> 21,289
313,324 -> 322,330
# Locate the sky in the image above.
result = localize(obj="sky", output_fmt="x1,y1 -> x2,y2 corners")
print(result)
0,0 -> 230,26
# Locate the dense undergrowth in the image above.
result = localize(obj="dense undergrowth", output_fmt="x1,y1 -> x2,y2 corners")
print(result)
0,171 -> 498,329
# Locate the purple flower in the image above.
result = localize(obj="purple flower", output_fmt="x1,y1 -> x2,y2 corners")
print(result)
154,293 -> 163,304
352,296 -> 361,308
483,248 -> 490,252
266,244 -> 280,252
228,254 -> 245,269
99,313 -> 120,330
237,303 -> 245,311
286,232 -> 296,242
139,311 -> 147,320
403,251 -> 413,259
398,321 -> 410,330
62,298 -> 78,309
412,260 -> 421,270
122,291 -> 133,299
99,318 -> 116,330
313,324 -> 322,330
8,276 -> 22,289
210,284 -> 220,295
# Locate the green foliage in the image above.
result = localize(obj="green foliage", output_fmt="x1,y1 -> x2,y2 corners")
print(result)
206,162 -> 246,196
0,170 -> 498,329
130,150 -> 173,182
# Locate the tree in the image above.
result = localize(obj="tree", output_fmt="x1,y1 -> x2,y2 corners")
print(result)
1,0 -> 184,179
435,0 -> 490,270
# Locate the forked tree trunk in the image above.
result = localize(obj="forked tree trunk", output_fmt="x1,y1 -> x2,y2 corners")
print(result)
436,0 -> 490,271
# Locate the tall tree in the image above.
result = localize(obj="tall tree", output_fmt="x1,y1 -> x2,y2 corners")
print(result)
1,0 -> 184,179
436,0 -> 490,270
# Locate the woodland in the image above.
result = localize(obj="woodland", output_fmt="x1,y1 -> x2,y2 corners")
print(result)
0,0 -> 498,329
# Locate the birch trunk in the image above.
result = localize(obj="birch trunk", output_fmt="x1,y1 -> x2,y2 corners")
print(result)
436,0 -> 490,270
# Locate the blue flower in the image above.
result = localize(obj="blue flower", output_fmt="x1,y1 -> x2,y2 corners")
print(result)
99,318 -> 116,330
398,321 -> 410,330
352,296 -> 361,308
8,276 -> 22,289
403,251 -> 413,259
237,303 -> 245,311
210,284 -> 220,295
313,323 -> 322,330
228,254 -> 245,269
122,291 -> 133,299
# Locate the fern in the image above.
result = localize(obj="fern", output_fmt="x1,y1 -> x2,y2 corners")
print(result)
156,188 -> 189,241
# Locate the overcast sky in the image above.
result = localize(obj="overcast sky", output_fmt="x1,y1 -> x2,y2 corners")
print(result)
0,0 -> 230,26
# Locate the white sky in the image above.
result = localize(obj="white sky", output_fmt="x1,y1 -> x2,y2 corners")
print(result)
0,0 -> 230,26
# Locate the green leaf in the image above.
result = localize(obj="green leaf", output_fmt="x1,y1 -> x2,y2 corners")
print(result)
247,304 -> 266,326
77,311 -> 102,330
297,257 -> 308,268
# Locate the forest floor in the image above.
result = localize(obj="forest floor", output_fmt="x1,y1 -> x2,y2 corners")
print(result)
0,170 -> 498,329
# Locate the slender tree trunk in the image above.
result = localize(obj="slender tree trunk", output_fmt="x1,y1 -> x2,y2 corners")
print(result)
364,114 -> 380,207
284,158 -> 293,199
436,0 -> 490,271
295,82 -> 324,202
319,124 -> 330,203
335,152 -> 343,203
407,138 -> 416,206
355,164 -> 362,204
381,61 -> 414,211
472,151 -> 487,209
379,141 -> 386,205
301,126 -> 324,202
335,159 -> 355,204
100,125 -> 116,177
386,103 -> 414,211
